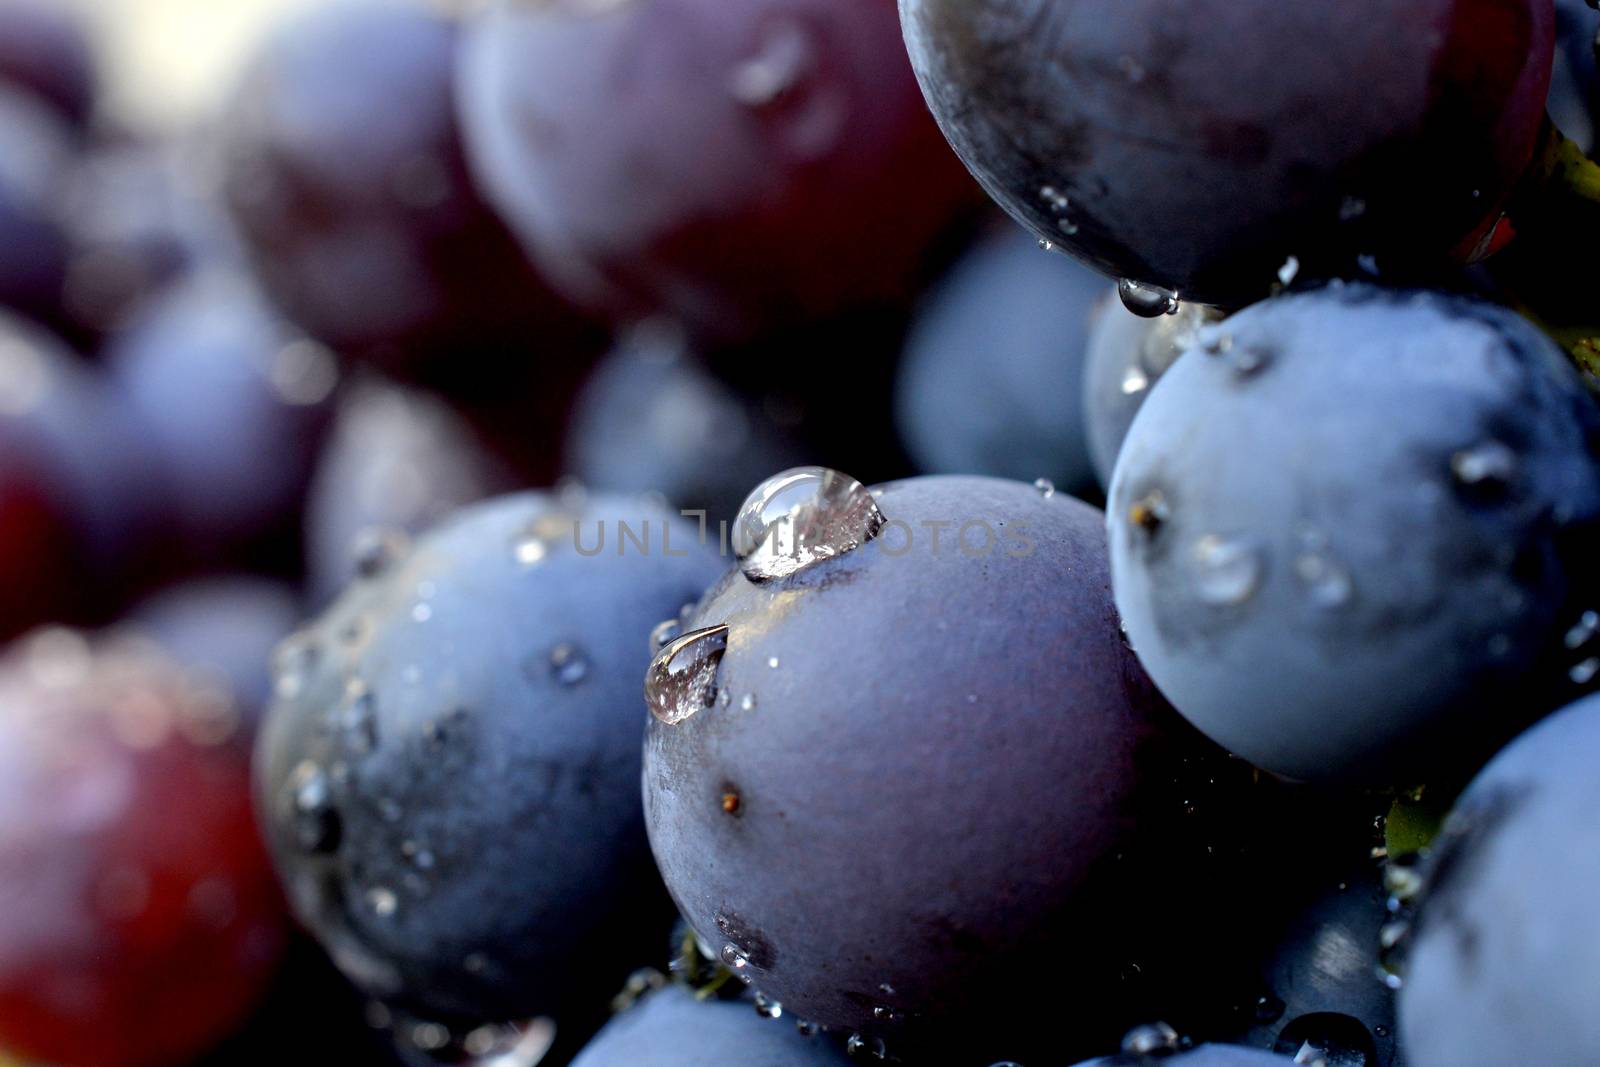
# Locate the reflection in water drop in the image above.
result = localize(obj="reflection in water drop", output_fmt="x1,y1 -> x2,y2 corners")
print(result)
733,467 -> 886,582
645,625 -> 730,725
1273,1012 -> 1377,1067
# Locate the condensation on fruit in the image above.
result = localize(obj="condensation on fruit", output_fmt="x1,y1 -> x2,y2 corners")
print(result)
732,466 -> 887,582
645,623 -> 730,725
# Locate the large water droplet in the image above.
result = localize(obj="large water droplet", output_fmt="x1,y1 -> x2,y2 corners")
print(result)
1192,535 -> 1264,606
645,624 -> 730,725
733,467 -> 886,582
1118,278 -> 1180,318
650,618 -> 682,654
1273,1013 -> 1378,1067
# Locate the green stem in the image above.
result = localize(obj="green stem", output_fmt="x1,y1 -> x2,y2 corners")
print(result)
1487,118 -> 1600,382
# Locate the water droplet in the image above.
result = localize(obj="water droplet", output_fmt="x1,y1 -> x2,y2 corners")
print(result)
1037,238 -> 1054,252
1121,1021 -> 1181,1055
288,761 -> 341,853
1451,440 -> 1517,494
720,943 -> 751,971
1565,610 -> 1600,650
1224,345 -> 1272,378
1572,657 -> 1600,685
1277,256 -> 1301,286
1255,992 -> 1286,1023
795,1019 -> 819,1036
1118,278 -> 1180,318
872,1005 -> 904,1023
351,528 -> 410,579
1121,364 -> 1151,395
1191,535 -> 1265,607
272,632 -> 319,701
548,643 -> 590,687
514,537 -> 548,566
728,20 -> 811,106
1295,552 -> 1354,609
650,618 -> 682,654
411,602 -> 433,623
1274,1013 -> 1378,1067
646,624 -> 730,725
1033,477 -> 1056,498
754,992 -> 783,1019
339,689 -> 379,757
740,693 -> 757,711
733,467 -> 886,582
847,1034 -> 888,1060
767,656 -> 780,669
367,887 -> 399,918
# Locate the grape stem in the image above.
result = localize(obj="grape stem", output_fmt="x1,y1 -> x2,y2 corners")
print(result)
1489,117 -> 1600,384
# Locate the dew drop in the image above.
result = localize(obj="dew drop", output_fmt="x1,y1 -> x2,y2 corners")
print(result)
1033,477 -> 1056,498
339,689 -> 379,757
754,992 -> 783,1019
1277,256 -> 1301,286
795,1020 -> 819,1036
1295,552 -> 1354,609
1274,1013 -> 1378,1067
740,693 -> 757,711
728,20 -> 810,106
1121,1021 -> 1181,1056
847,1034 -> 888,1060
767,655 -> 780,669
548,643 -> 590,687
367,887 -> 399,918
272,632 -> 319,701
1565,610 -> 1600,650
1118,278 -> 1180,318
1037,238 -> 1054,252
288,760 -> 341,854
1450,440 -> 1517,494
650,618 -> 682,654
872,1005 -> 904,1024
1191,535 -> 1265,607
1571,657 -> 1600,685
733,467 -> 886,582
1121,364 -> 1151,395
645,624 -> 729,725
720,943 -> 751,971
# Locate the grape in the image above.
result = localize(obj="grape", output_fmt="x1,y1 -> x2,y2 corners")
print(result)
218,0 -> 595,376
569,987 -> 851,1067
255,492 -> 724,1026
1397,692 -> 1600,1065
644,472 -> 1194,1060
1071,1045 -> 1293,1066
457,0 -> 979,343
0,632 -> 286,1067
563,322 -> 808,526
0,0 -> 95,128
899,0 -> 1554,307
0,309 -> 164,637
105,270 -> 337,559
129,577 -> 303,736
1109,285 -> 1600,781
896,225 -> 1103,496
304,375 -> 516,607
1082,293 -> 1218,490
0,88 -> 73,328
